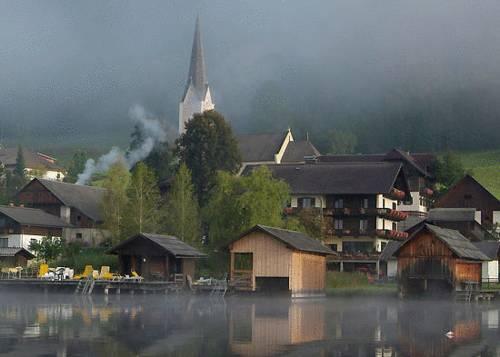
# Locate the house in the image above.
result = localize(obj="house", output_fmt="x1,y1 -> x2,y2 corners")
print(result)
318,148 -> 436,219
0,247 -> 35,267
435,174 -> 500,230
236,129 -> 320,174
473,241 -> 500,283
243,162 -> 411,274
16,178 -> 107,245
228,225 -> 334,297
0,147 -> 65,181
108,233 -> 206,281
378,241 -> 401,280
0,205 -> 71,250
394,224 -> 489,296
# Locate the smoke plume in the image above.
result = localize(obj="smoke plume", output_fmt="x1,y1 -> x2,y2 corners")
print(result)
76,105 -> 166,185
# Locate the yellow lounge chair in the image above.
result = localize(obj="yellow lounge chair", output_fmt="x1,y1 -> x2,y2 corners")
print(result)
98,266 -> 114,280
74,265 -> 94,280
124,270 -> 143,282
38,264 -> 49,279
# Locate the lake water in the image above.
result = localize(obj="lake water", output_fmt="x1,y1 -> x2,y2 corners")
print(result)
0,292 -> 499,356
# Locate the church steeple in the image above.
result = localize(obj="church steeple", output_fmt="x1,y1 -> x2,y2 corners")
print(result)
178,17 -> 215,135
185,16 -> 207,96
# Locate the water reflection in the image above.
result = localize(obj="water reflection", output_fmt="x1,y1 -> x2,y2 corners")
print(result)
0,293 -> 499,356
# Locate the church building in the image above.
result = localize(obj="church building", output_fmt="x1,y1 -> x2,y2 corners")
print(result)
178,17 -> 214,135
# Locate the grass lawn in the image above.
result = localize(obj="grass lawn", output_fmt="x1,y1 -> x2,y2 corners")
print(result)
326,271 -> 398,297
458,150 -> 500,199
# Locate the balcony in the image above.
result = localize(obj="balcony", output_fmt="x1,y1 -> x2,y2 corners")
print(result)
324,228 -> 408,240
323,207 -> 408,221
387,188 -> 406,200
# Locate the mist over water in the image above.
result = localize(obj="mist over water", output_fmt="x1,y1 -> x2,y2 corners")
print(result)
0,292 -> 499,356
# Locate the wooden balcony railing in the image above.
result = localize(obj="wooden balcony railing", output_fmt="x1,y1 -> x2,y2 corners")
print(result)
324,228 -> 408,240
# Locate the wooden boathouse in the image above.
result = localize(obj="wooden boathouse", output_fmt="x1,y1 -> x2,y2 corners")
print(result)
228,225 -> 334,297
394,224 -> 489,297
108,233 -> 205,281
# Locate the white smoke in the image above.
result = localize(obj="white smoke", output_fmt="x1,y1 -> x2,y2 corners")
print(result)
76,105 -> 167,185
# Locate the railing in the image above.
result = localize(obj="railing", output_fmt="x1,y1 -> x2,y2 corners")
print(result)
481,277 -> 500,289
230,270 -> 252,290
324,228 -> 408,240
323,207 -> 408,221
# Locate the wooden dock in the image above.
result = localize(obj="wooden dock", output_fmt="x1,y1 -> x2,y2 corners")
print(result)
0,278 -> 184,295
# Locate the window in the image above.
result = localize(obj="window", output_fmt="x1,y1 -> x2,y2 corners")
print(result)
298,197 -> 315,208
334,199 -> 344,208
380,242 -> 387,252
359,219 -> 368,233
30,238 -> 37,246
0,238 -> 8,248
361,198 -> 369,209
234,253 -> 253,271
334,219 -> 343,230
343,241 -> 374,254
76,233 -> 83,240
392,202 -> 397,210
77,215 -> 82,222
392,222 -> 397,231
329,244 -> 338,252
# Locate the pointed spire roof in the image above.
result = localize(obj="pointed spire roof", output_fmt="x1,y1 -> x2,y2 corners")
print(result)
182,16 -> 208,100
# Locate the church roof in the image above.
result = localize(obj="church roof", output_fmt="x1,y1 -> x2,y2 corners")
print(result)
237,133 -> 287,162
182,17 -> 208,101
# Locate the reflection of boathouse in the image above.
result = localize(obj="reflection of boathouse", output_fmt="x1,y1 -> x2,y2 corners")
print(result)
228,225 -> 333,297
229,301 -> 325,356
395,224 -> 489,296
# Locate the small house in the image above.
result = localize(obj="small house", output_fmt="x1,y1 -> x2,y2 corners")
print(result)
108,233 -> 205,281
378,241 -> 402,280
228,225 -> 334,297
473,241 -> 500,283
0,205 -> 71,250
394,224 -> 489,296
0,247 -> 35,267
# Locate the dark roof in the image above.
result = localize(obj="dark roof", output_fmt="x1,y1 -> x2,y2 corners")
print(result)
281,140 -> 321,163
428,208 -> 477,222
109,233 -> 206,258
0,147 -> 62,171
396,224 -> 489,261
379,241 -> 402,261
473,241 -> 500,260
237,133 -> 287,162
243,162 -> 405,195
0,247 -> 35,258
0,205 -> 72,228
318,149 -> 435,178
236,225 -> 334,255
30,178 -> 106,222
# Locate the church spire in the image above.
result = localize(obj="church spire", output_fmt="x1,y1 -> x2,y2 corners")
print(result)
186,16 -> 207,95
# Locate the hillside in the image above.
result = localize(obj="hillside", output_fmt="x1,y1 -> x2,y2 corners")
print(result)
459,150 -> 500,199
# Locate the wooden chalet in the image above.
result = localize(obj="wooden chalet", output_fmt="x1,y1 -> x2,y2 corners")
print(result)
108,233 -> 205,281
228,225 -> 334,297
0,205 -> 71,251
16,178 -> 107,245
0,247 -> 35,267
394,224 -> 489,297
435,174 -> 500,230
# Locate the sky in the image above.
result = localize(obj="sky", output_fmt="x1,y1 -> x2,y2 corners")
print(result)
1,0 -> 500,150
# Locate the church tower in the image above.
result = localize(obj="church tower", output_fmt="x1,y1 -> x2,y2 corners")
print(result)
178,17 -> 214,135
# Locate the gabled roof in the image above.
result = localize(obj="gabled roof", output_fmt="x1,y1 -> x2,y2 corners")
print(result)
395,224 -> 489,261
23,178 -> 106,223
383,148 -> 431,178
0,205 -> 72,228
428,208 -> 477,222
436,174 -> 500,204
237,133 -> 287,162
0,147 -> 62,171
235,225 -> 334,255
0,247 -> 35,258
281,140 -> 321,163
109,233 -> 206,258
472,241 -> 500,260
243,162 -> 408,195
379,241 -> 402,261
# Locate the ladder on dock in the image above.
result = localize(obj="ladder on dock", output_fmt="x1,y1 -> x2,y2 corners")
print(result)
210,274 -> 228,298
75,277 -> 95,295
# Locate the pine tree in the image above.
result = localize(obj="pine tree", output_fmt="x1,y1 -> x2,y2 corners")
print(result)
123,162 -> 161,236
14,145 -> 26,178
64,150 -> 88,183
101,161 -> 131,244
163,163 -> 201,245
